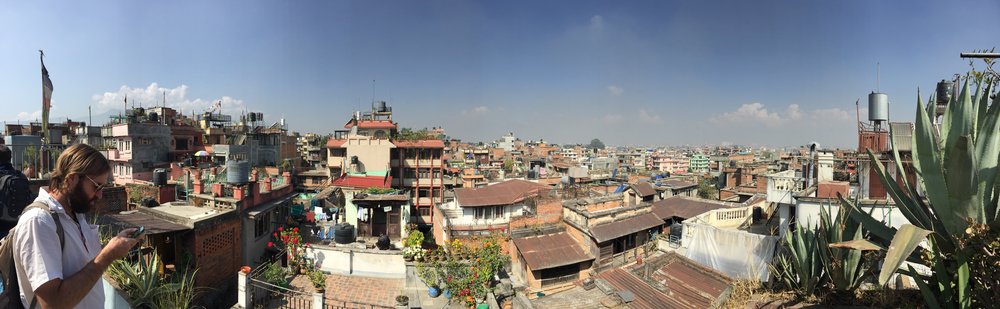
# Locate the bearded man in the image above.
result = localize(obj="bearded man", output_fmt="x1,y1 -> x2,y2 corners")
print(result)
12,144 -> 139,308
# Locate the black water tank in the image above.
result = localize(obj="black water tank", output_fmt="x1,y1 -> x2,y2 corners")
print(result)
152,169 -> 168,186
334,224 -> 355,244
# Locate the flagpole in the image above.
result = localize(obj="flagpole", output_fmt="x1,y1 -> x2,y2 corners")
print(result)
39,50 -> 51,176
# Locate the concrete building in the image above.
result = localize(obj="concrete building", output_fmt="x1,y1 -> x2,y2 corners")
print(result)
689,153 -> 710,174
104,118 -> 172,185
433,179 -> 550,244
327,102 -> 444,226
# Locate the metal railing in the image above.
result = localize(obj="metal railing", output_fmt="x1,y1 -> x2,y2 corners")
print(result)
5,143 -> 72,178
249,279 -> 314,309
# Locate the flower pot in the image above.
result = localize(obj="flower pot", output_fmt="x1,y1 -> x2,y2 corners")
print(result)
428,286 -> 441,298
443,289 -> 452,299
300,267 -> 307,275
404,255 -> 414,262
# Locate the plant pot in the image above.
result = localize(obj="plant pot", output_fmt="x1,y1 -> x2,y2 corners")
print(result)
428,286 -> 441,298
300,267 -> 307,275
404,255 -> 414,262
443,289 -> 452,299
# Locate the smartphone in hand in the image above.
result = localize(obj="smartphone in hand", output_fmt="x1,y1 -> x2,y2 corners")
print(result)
130,226 -> 145,238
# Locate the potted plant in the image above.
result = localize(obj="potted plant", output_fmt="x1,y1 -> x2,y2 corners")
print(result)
395,295 -> 409,309
416,261 -> 441,298
309,270 -> 326,293
402,248 -> 414,262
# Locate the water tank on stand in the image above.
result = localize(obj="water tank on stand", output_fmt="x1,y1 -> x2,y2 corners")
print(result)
226,160 -> 250,184
935,79 -> 953,118
152,169 -> 168,186
868,92 -> 889,123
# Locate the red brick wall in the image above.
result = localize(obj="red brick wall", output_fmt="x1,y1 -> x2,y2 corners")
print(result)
817,181 -> 850,199
94,186 -> 128,214
431,206 -> 447,246
193,218 -> 241,287
509,198 -> 563,230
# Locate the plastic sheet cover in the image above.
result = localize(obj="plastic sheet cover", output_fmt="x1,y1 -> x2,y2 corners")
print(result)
681,222 -> 778,281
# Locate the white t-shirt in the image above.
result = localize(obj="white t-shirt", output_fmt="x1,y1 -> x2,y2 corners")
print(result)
12,188 -> 104,308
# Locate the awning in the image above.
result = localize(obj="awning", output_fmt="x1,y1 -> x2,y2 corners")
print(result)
102,211 -> 190,235
590,213 -> 663,243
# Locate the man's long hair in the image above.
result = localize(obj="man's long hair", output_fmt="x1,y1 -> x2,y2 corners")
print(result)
48,144 -> 110,193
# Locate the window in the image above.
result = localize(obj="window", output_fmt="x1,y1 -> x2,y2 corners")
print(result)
404,168 -> 416,179
493,206 -> 504,218
418,169 -> 430,179
140,138 -> 151,145
432,169 -> 441,179
418,207 -> 431,216
418,189 -> 430,198
254,212 -> 271,239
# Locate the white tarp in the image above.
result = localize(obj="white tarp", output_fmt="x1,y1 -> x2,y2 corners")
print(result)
681,222 -> 778,281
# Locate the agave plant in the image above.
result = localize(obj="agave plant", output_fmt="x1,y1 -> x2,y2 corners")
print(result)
107,253 -> 166,307
837,76 -> 999,309
773,222 -> 826,296
816,203 -> 874,292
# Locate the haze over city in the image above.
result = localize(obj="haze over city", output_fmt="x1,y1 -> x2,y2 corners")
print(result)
2,0 -> 998,147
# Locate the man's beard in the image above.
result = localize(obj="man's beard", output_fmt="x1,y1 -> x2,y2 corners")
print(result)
68,182 -> 95,214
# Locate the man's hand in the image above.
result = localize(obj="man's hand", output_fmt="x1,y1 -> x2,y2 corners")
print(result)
94,228 -> 140,267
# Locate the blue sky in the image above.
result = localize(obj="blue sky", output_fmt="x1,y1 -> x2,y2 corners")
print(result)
1,1 -> 997,148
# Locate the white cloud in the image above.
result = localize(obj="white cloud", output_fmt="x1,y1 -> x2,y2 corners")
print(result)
711,103 -> 857,127
91,83 -> 246,114
461,105 -> 490,115
638,109 -> 662,124
711,102 -> 782,125
589,15 -> 605,31
603,114 -> 624,124
811,107 -> 852,121
16,110 -> 43,121
786,104 -> 802,120
607,85 -> 624,96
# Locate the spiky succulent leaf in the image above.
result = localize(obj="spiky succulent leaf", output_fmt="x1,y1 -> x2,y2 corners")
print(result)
913,96 -> 960,236
878,224 -> 932,285
945,135 -> 984,226
828,239 -> 883,251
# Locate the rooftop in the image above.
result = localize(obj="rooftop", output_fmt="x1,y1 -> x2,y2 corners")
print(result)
330,175 -> 392,189
651,196 -> 732,220
453,179 -> 550,207
512,232 -> 594,270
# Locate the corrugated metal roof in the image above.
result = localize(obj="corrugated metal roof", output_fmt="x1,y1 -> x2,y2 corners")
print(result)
590,213 -> 663,243
512,232 -> 594,270
597,269 -> 688,309
596,254 -> 732,309
658,179 -> 697,189
102,211 -> 191,235
454,179 -> 550,207
649,255 -> 731,308
651,196 -> 729,220
632,182 -> 657,197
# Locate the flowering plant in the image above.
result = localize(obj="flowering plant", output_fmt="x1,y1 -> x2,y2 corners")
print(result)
436,233 -> 509,307
269,226 -> 311,267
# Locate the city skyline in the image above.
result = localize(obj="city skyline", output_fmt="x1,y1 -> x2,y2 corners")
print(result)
2,0 -> 998,147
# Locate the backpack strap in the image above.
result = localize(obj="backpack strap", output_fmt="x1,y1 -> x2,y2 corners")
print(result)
21,201 -> 65,309
22,202 -> 65,251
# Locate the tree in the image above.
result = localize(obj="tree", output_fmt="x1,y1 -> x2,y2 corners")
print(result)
696,179 -> 718,200
588,138 -> 605,150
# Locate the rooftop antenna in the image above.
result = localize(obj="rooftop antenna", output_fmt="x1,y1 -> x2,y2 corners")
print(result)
372,79 -> 376,112
876,62 -> 880,93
